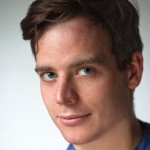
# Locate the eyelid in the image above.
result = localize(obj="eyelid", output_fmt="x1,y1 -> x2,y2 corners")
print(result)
76,66 -> 96,75
36,69 -> 54,76
39,71 -> 57,81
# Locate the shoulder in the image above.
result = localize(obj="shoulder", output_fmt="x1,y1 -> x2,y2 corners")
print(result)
136,120 -> 150,150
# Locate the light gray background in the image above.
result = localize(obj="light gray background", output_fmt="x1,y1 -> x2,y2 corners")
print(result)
0,0 -> 149,150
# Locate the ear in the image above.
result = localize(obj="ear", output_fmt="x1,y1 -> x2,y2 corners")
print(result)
127,52 -> 143,90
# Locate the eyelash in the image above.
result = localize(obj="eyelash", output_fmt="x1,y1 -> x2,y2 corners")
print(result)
76,67 -> 95,76
38,72 -> 56,81
38,66 -> 95,81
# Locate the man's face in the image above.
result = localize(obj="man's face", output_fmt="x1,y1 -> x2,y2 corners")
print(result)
36,16 -> 132,145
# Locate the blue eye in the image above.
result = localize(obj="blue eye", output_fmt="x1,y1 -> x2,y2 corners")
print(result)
42,72 -> 56,81
78,68 -> 94,75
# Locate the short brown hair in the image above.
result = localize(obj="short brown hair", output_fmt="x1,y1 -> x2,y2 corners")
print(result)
20,0 -> 143,70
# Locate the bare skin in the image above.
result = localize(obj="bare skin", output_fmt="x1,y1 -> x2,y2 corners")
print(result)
35,16 -> 143,150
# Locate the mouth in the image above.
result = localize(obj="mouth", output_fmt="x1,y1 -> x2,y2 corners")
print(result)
58,114 -> 91,126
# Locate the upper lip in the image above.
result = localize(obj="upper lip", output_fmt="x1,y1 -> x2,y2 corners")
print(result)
58,114 -> 91,120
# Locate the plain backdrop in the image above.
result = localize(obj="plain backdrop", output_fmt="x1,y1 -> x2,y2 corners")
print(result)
0,0 -> 150,150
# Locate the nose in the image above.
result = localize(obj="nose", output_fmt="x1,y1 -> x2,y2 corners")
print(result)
55,77 -> 78,105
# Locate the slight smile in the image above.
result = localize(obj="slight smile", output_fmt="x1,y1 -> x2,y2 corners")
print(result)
58,114 -> 91,126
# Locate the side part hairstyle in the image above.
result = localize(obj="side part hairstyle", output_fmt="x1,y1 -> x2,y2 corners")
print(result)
20,0 -> 143,70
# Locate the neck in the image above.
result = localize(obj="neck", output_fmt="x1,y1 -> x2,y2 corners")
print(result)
74,116 -> 143,150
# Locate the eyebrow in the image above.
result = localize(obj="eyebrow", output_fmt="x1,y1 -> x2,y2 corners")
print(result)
35,55 -> 105,73
35,66 -> 53,73
69,55 -> 105,68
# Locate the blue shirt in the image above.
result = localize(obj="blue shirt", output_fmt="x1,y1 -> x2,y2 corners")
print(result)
67,144 -> 74,150
67,121 -> 150,150
135,121 -> 150,150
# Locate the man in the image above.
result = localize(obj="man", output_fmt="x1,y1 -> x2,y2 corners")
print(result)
20,0 -> 150,150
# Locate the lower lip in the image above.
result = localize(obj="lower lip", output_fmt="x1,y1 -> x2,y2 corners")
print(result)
59,114 -> 91,126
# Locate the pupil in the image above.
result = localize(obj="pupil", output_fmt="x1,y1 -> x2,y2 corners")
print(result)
84,68 -> 91,74
47,73 -> 55,78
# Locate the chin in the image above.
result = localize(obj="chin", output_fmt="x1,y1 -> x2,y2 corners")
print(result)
59,126 -> 100,145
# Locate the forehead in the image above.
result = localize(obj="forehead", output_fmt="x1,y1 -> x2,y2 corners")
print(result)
37,16 -> 109,50
36,16 -> 113,68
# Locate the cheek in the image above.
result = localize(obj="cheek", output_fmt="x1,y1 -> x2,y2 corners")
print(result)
78,75 -> 130,118
40,82 -> 56,114
77,79 -> 112,117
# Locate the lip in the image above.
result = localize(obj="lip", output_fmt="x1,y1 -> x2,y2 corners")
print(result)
58,114 -> 91,126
